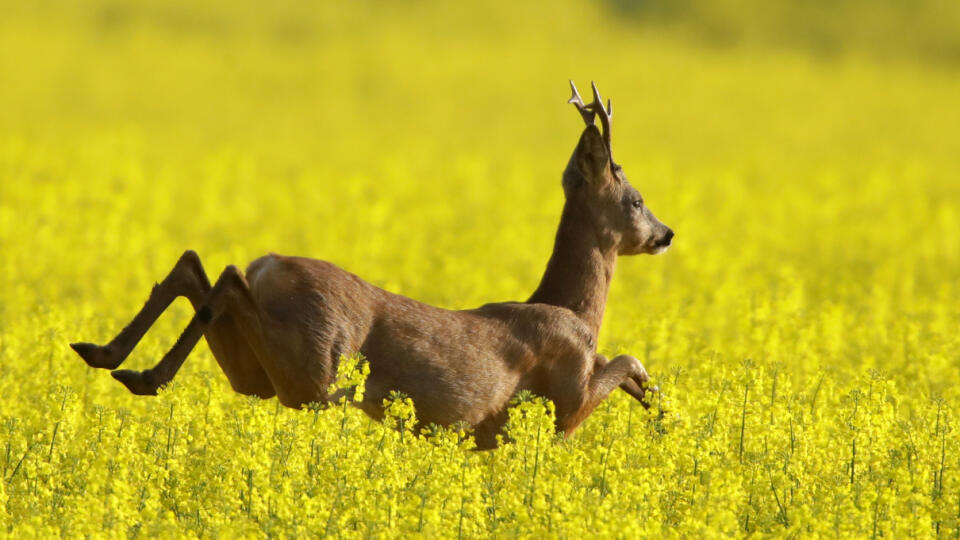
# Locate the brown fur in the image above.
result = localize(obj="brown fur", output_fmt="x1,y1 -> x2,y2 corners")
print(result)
70,84 -> 673,449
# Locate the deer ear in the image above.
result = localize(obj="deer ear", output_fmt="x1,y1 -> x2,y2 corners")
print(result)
575,125 -> 610,182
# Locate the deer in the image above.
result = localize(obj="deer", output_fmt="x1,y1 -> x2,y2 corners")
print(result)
70,81 -> 674,449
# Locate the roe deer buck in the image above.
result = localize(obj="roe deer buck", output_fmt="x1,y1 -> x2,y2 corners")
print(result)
70,81 -> 674,449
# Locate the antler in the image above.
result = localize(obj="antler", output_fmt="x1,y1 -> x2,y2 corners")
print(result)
590,81 -> 613,159
568,80 -> 596,125
568,80 -> 614,163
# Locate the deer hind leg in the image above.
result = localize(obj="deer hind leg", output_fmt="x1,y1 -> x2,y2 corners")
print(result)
72,251 -> 274,398
70,250 -> 211,369
112,264 -> 326,408
557,354 -> 652,437
110,264 -> 274,398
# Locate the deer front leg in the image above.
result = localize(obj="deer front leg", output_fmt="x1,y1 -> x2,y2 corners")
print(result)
557,354 -> 652,436
587,354 -> 657,408
70,250 -> 210,369
617,362 -> 658,409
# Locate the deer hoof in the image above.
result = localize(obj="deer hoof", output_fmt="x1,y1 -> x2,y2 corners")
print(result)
70,342 -> 122,370
111,369 -> 159,396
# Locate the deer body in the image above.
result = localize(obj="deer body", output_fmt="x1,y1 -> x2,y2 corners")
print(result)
247,254 -> 596,434
71,82 -> 673,449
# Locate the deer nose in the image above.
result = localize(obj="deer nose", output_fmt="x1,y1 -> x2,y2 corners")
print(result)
657,229 -> 674,247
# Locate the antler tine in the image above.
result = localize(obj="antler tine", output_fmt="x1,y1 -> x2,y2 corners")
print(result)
590,81 -> 606,115
590,81 -> 614,161
568,80 -> 596,126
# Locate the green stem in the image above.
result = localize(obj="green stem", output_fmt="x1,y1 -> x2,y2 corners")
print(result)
739,382 -> 749,462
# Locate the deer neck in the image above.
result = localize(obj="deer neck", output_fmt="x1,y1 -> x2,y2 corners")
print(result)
527,197 -> 617,340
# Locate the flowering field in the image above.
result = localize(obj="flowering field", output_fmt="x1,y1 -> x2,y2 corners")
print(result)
2,0 -> 960,537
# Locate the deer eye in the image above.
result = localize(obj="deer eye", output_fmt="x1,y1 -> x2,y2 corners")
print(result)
632,199 -> 643,209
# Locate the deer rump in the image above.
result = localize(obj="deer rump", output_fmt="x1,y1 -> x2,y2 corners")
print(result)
247,253 -> 597,447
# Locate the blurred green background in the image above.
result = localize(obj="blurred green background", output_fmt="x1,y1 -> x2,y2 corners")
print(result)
612,0 -> 960,64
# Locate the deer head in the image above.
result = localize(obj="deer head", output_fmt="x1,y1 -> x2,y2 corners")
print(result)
563,81 -> 674,256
